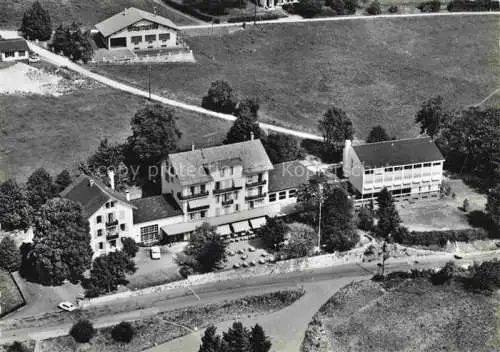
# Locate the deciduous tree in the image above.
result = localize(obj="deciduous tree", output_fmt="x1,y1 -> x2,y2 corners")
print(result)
0,180 -> 33,232
55,169 -> 72,193
376,188 -> 401,238
70,319 -> 95,343
87,251 -> 137,295
202,80 -> 238,114
26,168 -> 56,210
281,223 -> 316,258
0,237 -> 21,272
357,206 -> 374,231
225,98 -> 262,144
257,217 -> 289,251
486,185 -> 500,230
20,1 -> 52,41
111,321 -> 135,343
296,0 -> 323,17
121,237 -> 139,258
6,341 -> 29,352
415,96 -> 447,138
318,107 -> 353,162
366,125 -> 390,143
263,134 -> 301,164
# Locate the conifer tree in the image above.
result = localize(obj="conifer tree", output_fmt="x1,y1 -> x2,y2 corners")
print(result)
376,188 -> 401,238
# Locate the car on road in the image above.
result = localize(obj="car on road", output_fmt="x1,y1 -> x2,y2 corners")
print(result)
58,301 -> 77,312
258,258 -> 266,265
28,53 -> 40,63
241,261 -> 249,268
454,254 -> 463,260
248,246 -> 256,252
150,246 -> 161,260
233,263 -> 241,269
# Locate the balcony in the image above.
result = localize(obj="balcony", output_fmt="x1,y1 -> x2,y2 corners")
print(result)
246,179 -> 267,188
213,185 -> 242,195
178,191 -> 209,201
245,192 -> 267,201
106,219 -> 118,227
221,199 -> 234,206
106,233 -> 119,241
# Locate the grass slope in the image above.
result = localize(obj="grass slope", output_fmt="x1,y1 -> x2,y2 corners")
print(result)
94,16 -> 500,139
0,270 -> 25,317
0,87 -> 230,181
0,0 -> 197,29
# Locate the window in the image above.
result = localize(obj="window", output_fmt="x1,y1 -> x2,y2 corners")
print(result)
18,50 -> 26,57
414,164 -> 422,169
432,162 -> 441,166
220,168 -> 226,177
120,224 -> 126,231
200,184 -> 206,193
107,213 -> 115,222
140,224 -> 159,244
98,242 -> 104,250
215,181 -> 220,190
4,51 -> 15,58
269,193 -> 276,202
200,211 -> 207,218
97,229 -> 103,237
384,167 -> 393,172
128,23 -> 159,31
423,163 -> 431,167
110,201 -> 116,207
105,202 -> 110,208
364,170 -> 374,175
159,33 -> 171,41
289,189 -> 297,198
189,213 -> 195,220
145,34 -> 156,42
110,240 -> 117,248
235,204 -> 239,211
96,215 -> 102,224
131,36 -> 142,44
404,165 -> 412,170
394,166 -> 402,171
190,186 -> 195,195
279,191 -> 286,200
230,166 -> 234,175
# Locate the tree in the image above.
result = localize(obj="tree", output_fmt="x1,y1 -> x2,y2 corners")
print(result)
20,1 -> 52,41
366,1 -> 381,14
0,237 -> 21,272
250,324 -> 271,352
111,321 -> 135,343
24,198 -> 92,285
357,206 -> 374,231
366,125 -> 390,143
127,104 -> 182,182
256,217 -> 289,251
344,0 -> 358,13
321,187 -> 359,252
486,185 -> 500,230
51,25 -> 71,55
223,321 -> 252,352
296,0 -> 323,17
199,325 -> 222,352
87,251 -> 137,294
263,134 -> 301,164
6,341 -> 29,352
415,96 -> 447,139
318,107 -> 353,162
328,0 -> 345,15
225,98 -> 262,144
70,319 -> 95,343
121,237 -> 139,258
282,223 -> 316,259
50,24 -> 93,63
86,138 -> 128,190
376,188 -> 401,238
55,169 -> 72,193
0,179 -> 33,232
201,80 -> 238,114
179,223 -> 227,273
26,168 -> 56,210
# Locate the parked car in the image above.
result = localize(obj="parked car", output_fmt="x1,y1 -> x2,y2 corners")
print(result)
233,263 -> 241,269
454,254 -> 463,260
58,301 -> 77,312
249,260 -> 257,266
237,249 -> 245,254
226,250 -> 235,256
240,254 -> 248,260
150,246 -> 161,260
28,53 -> 40,63
248,246 -> 256,252
258,258 -> 266,265
241,261 -> 249,268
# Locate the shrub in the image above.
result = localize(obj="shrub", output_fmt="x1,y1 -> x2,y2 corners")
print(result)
227,13 -> 281,22
462,198 -> 470,212
464,260 -> 500,294
417,0 -> 441,12
70,319 -> 95,343
357,206 -> 374,231
440,181 -> 451,196
447,0 -> 490,11
295,0 -> 323,18
111,321 -> 134,343
6,341 -> 29,352
388,4 -> 399,12
366,1 -> 381,14
393,228 -> 488,246
121,237 -> 139,258
430,262 -> 456,285
364,244 -> 376,256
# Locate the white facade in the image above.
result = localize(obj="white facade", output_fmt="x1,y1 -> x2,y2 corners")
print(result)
133,215 -> 184,245
106,20 -> 178,51
0,49 -> 28,62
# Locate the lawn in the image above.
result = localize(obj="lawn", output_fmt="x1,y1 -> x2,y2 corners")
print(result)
0,0 -> 198,29
0,270 -> 25,317
302,276 -> 499,352
0,87 -> 231,182
93,15 -> 500,139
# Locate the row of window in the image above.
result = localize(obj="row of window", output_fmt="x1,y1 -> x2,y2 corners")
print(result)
141,224 -> 159,244
96,223 -> 126,236
131,33 -> 171,45
364,162 -> 442,175
189,210 -> 207,220
96,239 -> 117,251
269,189 -> 297,202
128,24 -> 159,31
4,50 -> 26,58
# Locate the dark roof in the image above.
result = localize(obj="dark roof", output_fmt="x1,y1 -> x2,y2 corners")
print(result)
352,137 -> 444,169
131,194 -> 183,224
60,175 -> 135,218
0,38 -> 29,52
268,160 -> 314,192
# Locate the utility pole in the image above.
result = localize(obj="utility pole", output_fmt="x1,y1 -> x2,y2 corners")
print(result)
316,183 -> 323,253
254,0 -> 257,25
148,63 -> 152,101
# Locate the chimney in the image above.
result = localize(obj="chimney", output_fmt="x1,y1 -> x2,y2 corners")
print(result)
125,190 -> 130,201
250,131 -> 254,140
192,144 -> 195,151
107,169 -> 115,191
89,179 -> 95,187
123,8 -> 127,15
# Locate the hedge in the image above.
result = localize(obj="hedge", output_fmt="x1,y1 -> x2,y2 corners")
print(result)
227,13 -> 282,22
447,0 -> 491,11
417,0 -> 441,12
393,228 -> 488,246
162,0 -> 215,22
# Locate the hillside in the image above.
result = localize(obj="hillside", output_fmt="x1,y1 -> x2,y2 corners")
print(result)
0,0 -> 196,29
94,15 -> 500,139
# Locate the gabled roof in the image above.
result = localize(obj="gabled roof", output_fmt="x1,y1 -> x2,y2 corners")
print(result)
169,139 -> 274,186
131,194 -> 183,224
95,7 -> 179,37
268,160 -> 314,192
0,38 -> 29,52
352,137 -> 444,169
60,175 -> 135,218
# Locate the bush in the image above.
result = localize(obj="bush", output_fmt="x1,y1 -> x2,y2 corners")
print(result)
387,4 -> 399,12
364,244 -> 376,256
111,321 -> 134,343
430,262 -> 456,285
366,1 -> 381,14
121,237 -> 139,258
447,0 -> 490,11
70,320 -> 95,343
295,0 -> 323,17
227,13 -> 281,22
392,228 -> 488,246
464,260 -> 500,294
6,341 -> 29,352
357,206 -> 373,231
417,0 -> 441,12
462,198 -> 470,212
162,0 -> 214,21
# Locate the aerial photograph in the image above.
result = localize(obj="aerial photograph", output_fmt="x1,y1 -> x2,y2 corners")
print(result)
0,0 -> 499,351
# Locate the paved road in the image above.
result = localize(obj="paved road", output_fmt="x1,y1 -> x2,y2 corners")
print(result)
1,251 -> 498,345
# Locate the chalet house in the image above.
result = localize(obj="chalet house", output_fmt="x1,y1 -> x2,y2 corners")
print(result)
0,38 -> 29,62
342,137 -> 444,205
60,175 -> 137,258
95,7 -> 180,51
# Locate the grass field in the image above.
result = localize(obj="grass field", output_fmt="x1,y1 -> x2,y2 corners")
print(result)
0,87 -> 230,181
93,15 -> 500,139
0,0 -> 198,29
0,270 -> 25,317
302,278 -> 499,352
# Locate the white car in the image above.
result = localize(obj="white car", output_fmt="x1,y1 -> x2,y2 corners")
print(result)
150,246 -> 161,260
28,54 -> 40,63
58,301 -> 77,312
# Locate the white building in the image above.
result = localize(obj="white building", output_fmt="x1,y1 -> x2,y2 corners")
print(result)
61,175 -> 137,258
342,137 -> 445,205
95,7 -> 181,51
0,38 -> 29,62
